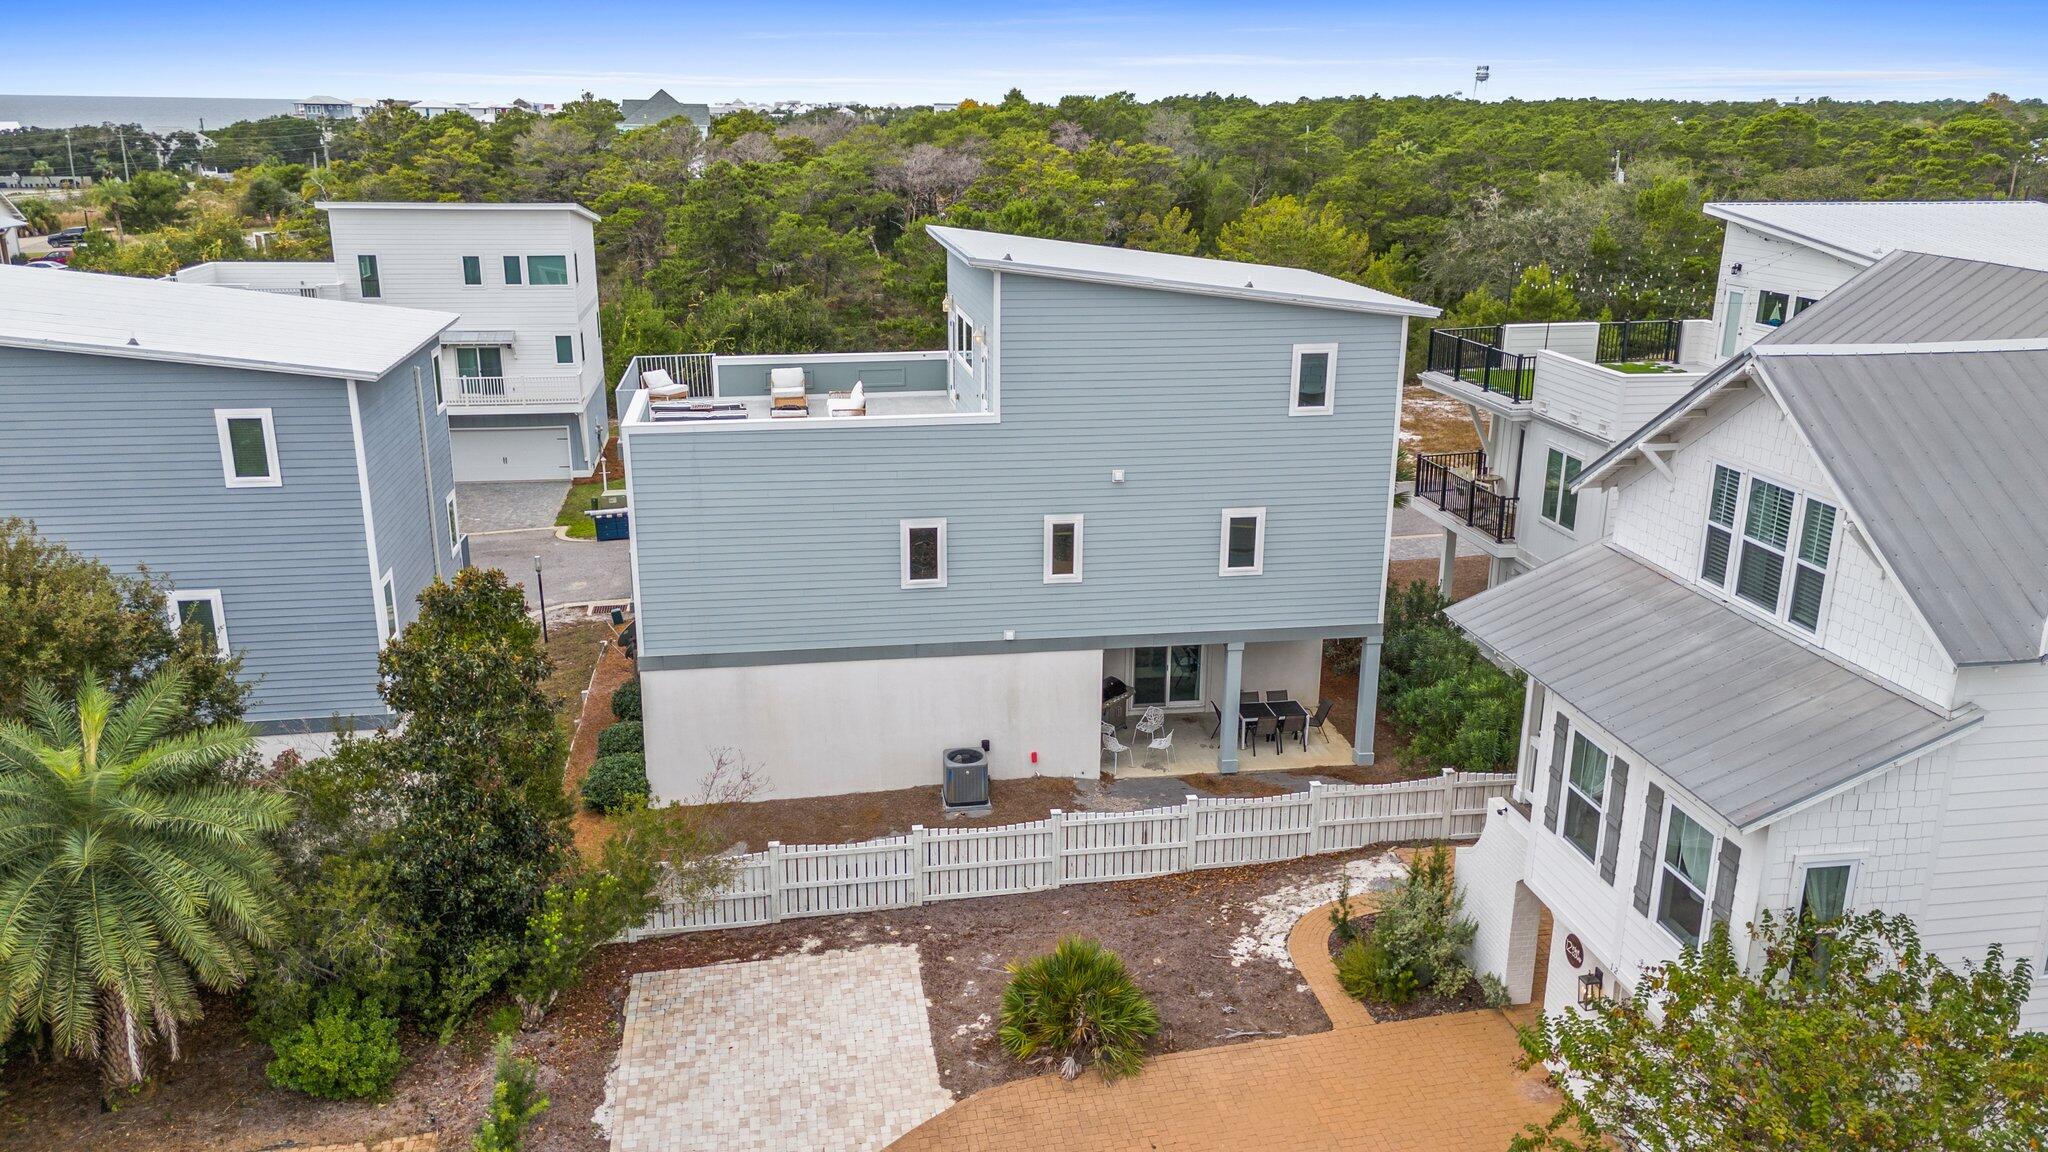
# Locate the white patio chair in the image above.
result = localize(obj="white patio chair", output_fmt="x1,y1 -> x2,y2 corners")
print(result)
1135,704 -> 1166,739
1102,730 -> 1130,770
827,379 -> 866,417
1147,727 -> 1174,767
768,365 -> 808,414
641,367 -> 688,401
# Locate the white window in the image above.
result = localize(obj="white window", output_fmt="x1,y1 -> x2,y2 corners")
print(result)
1541,449 -> 1582,530
1656,804 -> 1714,946
357,254 -> 381,298
1701,464 -> 1838,633
1219,508 -> 1266,576
1699,464 -> 1741,586
1044,515 -> 1082,583
379,570 -> 399,643
1289,343 -> 1337,415
1560,732 -> 1607,863
214,408 -> 281,488
1796,859 -> 1858,925
555,335 -> 575,364
1787,499 -> 1837,631
446,492 -> 463,554
167,589 -> 229,656
954,314 -> 975,361
1735,476 -> 1796,613
900,519 -> 946,588
431,359 -> 445,411
1755,290 -> 1790,327
462,255 -> 482,285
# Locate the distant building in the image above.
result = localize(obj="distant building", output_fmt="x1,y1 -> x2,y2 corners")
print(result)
931,102 -> 961,113
293,96 -> 359,121
619,90 -> 712,136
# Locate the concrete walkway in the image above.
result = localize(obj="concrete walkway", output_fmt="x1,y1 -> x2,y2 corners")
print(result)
467,528 -> 631,609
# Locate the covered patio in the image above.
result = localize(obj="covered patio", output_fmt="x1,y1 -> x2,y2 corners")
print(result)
1101,710 -> 1357,777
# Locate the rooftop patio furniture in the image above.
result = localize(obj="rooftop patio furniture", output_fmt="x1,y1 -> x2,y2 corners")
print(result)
641,367 -> 688,400
769,366 -> 808,416
1102,730 -> 1130,770
827,380 -> 867,417
1309,698 -> 1336,745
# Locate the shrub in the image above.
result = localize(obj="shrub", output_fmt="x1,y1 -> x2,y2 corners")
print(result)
581,752 -> 648,813
1479,972 -> 1512,1009
472,1036 -> 549,1152
610,678 -> 641,721
1370,846 -> 1478,999
1378,578 -> 1523,772
999,937 -> 1160,1081
419,939 -> 520,1044
265,990 -> 405,1100
1328,872 -> 1359,945
1337,937 -> 1418,1004
596,720 -> 643,757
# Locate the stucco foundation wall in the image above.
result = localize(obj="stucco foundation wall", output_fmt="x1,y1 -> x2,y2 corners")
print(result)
643,648 -> 1102,801
1456,802 -> 1537,1002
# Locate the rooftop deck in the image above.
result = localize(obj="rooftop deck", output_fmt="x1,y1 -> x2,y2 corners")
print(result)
1418,319 -> 1717,418
618,349 -> 987,429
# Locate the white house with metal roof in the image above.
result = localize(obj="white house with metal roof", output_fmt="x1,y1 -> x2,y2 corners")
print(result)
0,267 -> 463,758
1448,250 -> 2048,1032
612,225 -> 1434,800
1412,199 -> 2048,594
177,201 -> 607,482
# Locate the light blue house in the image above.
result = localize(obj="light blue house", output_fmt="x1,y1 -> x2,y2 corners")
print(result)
616,227 -> 1436,800
0,267 -> 463,757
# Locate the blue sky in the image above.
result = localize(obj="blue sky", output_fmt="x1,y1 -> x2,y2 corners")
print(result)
20,0 -> 2048,104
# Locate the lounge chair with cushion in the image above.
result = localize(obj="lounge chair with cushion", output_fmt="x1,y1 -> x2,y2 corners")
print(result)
827,380 -> 867,417
641,368 -> 688,401
769,366 -> 809,417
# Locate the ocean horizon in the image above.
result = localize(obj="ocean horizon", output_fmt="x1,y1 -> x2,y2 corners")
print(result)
0,94 -> 298,133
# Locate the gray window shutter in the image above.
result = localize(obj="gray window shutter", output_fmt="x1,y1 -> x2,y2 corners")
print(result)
1597,759 -> 1628,885
1709,839 -> 1742,931
1632,783 -> 1664,916
1542,713 -> 1570,832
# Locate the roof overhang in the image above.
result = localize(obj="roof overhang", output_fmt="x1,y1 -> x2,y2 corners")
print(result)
442,329 -> 518,346
1704,203 -> 1881,268
0,328 -> 448,381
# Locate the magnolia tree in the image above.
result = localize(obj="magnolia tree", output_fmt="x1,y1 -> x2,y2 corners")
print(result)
1513,910 -> 2048,1152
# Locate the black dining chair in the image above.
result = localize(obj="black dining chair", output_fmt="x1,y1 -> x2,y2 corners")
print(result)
1207,701 -> 1224,740
1279,711 -> 1307,751
1251,715 -> 1278,754
1239,690 -> 1260,707
1308,698 -> 1336,747
1265,690 -> 1291,703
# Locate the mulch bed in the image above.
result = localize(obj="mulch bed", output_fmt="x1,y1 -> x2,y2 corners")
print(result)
1,849 -> 1394,1152
1324,913 -> 1488,1024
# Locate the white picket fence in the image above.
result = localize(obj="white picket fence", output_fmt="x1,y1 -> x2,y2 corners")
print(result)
625,770 -> 1514,941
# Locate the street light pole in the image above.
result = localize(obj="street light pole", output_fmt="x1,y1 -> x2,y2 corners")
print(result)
533,554 -> 549,642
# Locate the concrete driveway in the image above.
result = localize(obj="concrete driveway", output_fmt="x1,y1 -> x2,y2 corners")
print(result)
467,528 -> 631,609
456,480 -> 571,534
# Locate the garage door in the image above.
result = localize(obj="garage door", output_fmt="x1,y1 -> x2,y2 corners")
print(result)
451,427 -> 573,482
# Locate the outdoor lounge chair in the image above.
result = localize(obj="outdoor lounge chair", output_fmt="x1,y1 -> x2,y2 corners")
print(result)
827,380 -> 867,417
641,367 -> 688,401
768,366 -> 808,416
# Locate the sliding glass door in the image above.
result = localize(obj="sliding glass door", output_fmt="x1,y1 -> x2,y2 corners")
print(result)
1132,646 -> 1201,707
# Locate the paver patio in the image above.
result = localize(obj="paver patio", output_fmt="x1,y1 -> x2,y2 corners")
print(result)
609,944 -> 953,1152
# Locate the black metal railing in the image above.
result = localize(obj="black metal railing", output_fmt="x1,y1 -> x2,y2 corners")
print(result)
1414,449 -> 1518,544
1426,328 -> 1536,402
1594,319 -> 1681,365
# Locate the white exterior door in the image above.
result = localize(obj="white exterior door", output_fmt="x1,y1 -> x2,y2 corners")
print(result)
451,426 -> 573,482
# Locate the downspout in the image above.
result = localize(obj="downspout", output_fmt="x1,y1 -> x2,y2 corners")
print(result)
1511,426 -> 1527,501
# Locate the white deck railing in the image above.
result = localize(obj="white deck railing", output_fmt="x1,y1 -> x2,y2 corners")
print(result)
446,373 -> 587,408
626,770 -> 1514,940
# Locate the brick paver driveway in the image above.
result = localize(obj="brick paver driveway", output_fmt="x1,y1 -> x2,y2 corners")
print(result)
609,944 -> 952,1152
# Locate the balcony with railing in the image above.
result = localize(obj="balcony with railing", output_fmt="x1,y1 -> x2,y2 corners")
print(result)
1414,449 -> 1518,545
444,372 -> 587,409
1425,327 -> 1537,402
615,350 -> 977,428
1421,318 -> 1712,418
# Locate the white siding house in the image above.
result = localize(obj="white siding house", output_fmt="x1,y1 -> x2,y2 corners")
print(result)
177,201 -> 607,482
1449,251 -> 2048,1032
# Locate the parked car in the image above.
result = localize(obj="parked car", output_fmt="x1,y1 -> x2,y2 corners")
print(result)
35,247 -> 71,265
45,226 -> 86,248
24,260 -> 67,269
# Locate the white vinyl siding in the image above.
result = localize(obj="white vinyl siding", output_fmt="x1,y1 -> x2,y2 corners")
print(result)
167,589 -> 229,656
1289,343 -> 1337,415
214,408 -> 281,488
1219,507 -> 1266,576
900,519 -> 946,588
1043,514 -> 1082,583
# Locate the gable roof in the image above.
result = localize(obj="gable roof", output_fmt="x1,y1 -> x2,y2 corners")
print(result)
620,90 -> 711,129
1705,200 -> 2048,270
1447,544 -> 1982,831
1577,252 -> 2048,666
925,226 -> 1439,319
0,267 -> 455,380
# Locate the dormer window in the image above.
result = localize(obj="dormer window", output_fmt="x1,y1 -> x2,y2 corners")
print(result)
1699,463 -> 1838,633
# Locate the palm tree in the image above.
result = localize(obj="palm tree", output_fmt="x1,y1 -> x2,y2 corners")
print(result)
0,670 -> 291,1090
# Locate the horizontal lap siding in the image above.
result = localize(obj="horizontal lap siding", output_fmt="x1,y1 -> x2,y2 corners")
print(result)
360,351 -> 457,624
0,346 -> 381,723
629,273 -> 1400,658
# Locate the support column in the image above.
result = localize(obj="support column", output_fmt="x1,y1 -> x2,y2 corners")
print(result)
1218,641 -> 1245,775
1353,636 -> 1382,766
1438,528 -> 1459,593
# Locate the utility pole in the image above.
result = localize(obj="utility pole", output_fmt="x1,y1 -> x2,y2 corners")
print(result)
63,129 -> 75,179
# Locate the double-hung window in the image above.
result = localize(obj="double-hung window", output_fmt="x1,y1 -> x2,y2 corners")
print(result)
1541,449 -> 1582,530
555,335 -> 576,364
527,255 -> 569,285
1219,508 -> 1265,576
1702,465 -> 1837,632
503,255 -> 523,285
168,589 -> 229,656
1289,343 -> 1337,415
1656,805 -> 1714,946
1735,477 -> 1796,613
462,255 -> 482,285
1044,515 -> 1082,584
357,254 -> 381,298
900,519 -> 946,588
215,408 -> 281,488
1560,732 -> 1608,863
1700,465 -> 1741,585
1755,290 -> 1790,327
1787,500 -> 1837,631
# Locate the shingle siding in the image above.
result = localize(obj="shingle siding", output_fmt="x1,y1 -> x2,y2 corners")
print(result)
0,345 -> 383,725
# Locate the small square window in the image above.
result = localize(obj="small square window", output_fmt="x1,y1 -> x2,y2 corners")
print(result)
556,335 -> 575,364
1044,515 -> 1082,583
527,255 -> 568,285
357,254 -> 381,298
215,408 -> 281,488
901,519 -> 946,588
502,255 -> 522,285
462,255 -> 481,285
1219,508 -> 1266,575
1290,344 -> 1337,415
167,589 -> 229,656
1792,296 -> 1820,317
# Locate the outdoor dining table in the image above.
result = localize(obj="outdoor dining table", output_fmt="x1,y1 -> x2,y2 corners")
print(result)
1236,698 -> 1309,748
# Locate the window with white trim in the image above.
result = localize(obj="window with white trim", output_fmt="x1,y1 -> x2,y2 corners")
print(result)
1700,465 -> 1740,585
1735,476 -> 1796,612
1787,500 -> 1836,631
431,358 -> 445,410
1541,449 -> 1582,530
379,570 -> 399,642
357,254 -> 381,298
954,314 -> 975,361
526,255 -> 569,285
1044,515 -> 1082,583
900,519 -> 946,588
446,493 -> 462,554
1219,508 -> 1265,575
167,589 -> 229,656
1796,861 -> 1856,925
1656,803 -> 1714,946
1289,343 -> 1336,415
502,255 -> 522,285
462,255 -> 482,285
1755,290 -> 1790,327
215,408 -> 281,488
1700,465 -> 1838,632
1560,732 -> 1607,863
555,335 -> 575,364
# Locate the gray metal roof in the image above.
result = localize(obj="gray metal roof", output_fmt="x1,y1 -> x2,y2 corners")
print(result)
1704,200 -> 2048,270
1447,544 -> 1982,830
1764,250 -> 2048,345
1754,349 -> 2048,664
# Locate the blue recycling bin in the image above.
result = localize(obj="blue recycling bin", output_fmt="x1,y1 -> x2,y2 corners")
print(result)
587,507 -> 631,541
